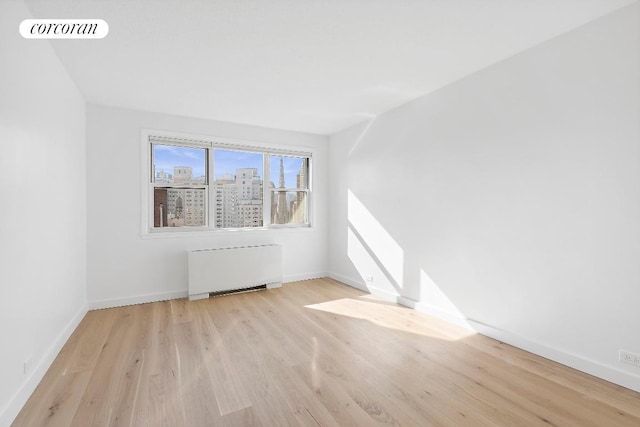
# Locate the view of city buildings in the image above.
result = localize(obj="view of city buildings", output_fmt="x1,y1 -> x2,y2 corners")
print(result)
214,168 -> 264,228
272,156 -> 308,225
153,154 -> 308,228
153,166 -> 206,227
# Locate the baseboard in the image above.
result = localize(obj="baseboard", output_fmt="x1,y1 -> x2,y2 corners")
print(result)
466,318 -> 640,393
329,271 -> 640,394
0,304 -> 88,427
397,297 -> 475,331
89,272 -> 330,310
284,272 -> 329,283
89,290 -> 188,310
327,271 -> 368,292
402,295 -> 639,392
328,272 -> 412,306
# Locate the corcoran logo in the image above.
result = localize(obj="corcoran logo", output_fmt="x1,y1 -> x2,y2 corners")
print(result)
19,19 -> 108,39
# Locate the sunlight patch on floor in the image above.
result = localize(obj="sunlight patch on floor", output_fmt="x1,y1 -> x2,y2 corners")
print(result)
305,297 -> 475,341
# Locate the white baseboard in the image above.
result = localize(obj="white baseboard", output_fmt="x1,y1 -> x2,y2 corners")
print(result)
329,272 -> 417,307
89,290 -> 188,310
397,297 -> 475,331
284,272 -> 329,283
89,272 -> 330,310
0,304 -> 88,427
328,272 -> 407,302
327,272 -> 368,292
465,318 -> 640,393
329,271 -> 640,394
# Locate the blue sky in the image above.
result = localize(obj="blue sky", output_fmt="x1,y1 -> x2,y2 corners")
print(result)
214,149 -> 262,180
153,144 -> 306,186
153,145 -> 206,178
269,155 -> 306,188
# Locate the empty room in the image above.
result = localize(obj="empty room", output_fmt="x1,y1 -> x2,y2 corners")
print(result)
1,0 -> 639,425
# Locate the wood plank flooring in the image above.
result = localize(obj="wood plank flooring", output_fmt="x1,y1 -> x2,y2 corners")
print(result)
13,278 -> 640,426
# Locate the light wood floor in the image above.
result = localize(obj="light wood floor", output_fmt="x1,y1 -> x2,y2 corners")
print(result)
13,278 -> 640,426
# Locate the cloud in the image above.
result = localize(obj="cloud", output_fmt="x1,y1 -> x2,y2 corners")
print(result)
181,149 -> 202,160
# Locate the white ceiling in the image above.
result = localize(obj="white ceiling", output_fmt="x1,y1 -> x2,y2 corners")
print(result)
25,0 -> 636,135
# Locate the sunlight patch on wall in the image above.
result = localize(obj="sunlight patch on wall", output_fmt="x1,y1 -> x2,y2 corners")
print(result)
420,269 -> 472,329
347,226 -> 395,294
347,190 -> 404,291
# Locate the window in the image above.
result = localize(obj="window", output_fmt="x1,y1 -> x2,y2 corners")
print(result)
151,144 -> 207,228
144,131 -> 312,232
270,155 -> 309,225
213,149 -> 264,228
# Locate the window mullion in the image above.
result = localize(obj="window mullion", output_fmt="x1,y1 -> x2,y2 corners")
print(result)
208,147 -> 215,229
263,153 -> 271,227
149,183 -> 155,231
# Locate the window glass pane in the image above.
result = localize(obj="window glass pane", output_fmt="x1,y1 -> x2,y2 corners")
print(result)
213,149 -> 263,228
152,144 -> 206,184
271,191 -> 307,225
154,188 -> 206,227
269,155 -> 308,189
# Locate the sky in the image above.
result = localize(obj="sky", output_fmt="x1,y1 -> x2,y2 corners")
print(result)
153,144 -> 206,177
153,144 -> 306,187
269,155 -> 306,188
215,149 -> 262,180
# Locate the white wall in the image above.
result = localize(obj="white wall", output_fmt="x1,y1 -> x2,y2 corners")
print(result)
329,4 -> 640,391
86,104 -> 328,308
0,1 -> 88,424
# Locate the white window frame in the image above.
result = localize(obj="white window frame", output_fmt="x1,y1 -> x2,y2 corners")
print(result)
269,155 -> 311,228
140,129 -> 313,236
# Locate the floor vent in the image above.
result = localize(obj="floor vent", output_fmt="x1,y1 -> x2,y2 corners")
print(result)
209,284 -> 267,298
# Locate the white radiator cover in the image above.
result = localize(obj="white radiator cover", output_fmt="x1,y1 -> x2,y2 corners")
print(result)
188,244 -> 282,301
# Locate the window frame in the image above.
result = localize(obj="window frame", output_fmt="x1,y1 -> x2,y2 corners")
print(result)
141,129 -> 313,236
150,141 -> 209,230
269,155 -> 311,227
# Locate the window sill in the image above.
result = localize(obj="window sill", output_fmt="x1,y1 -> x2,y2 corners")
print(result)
140,224 -> 313,239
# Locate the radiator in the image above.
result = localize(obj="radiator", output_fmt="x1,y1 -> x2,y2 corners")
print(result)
188,244 -> 282,301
